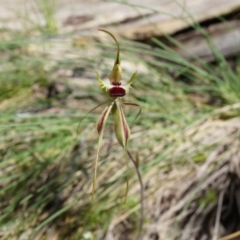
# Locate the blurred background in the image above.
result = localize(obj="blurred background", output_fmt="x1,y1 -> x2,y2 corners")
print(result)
1,0 -> 240,239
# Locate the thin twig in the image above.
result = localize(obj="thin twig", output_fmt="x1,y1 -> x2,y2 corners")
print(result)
218,230 -> 240,240
213,190 -> 224,240
127,150 -> 144,239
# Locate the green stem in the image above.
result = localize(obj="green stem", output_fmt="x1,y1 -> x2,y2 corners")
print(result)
127,150 -> 144,239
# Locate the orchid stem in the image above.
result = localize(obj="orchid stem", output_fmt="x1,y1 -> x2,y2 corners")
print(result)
127,150 -> 144,239
124,149 -> 129,203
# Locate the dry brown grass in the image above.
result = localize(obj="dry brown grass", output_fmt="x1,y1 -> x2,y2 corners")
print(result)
103,115 -> 240,240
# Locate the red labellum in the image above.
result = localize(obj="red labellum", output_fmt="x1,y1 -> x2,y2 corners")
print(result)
109,86 -> 126,97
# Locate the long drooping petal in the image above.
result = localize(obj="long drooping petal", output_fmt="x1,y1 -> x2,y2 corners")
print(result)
77,100 -> 111,134
92,102 -> 114,202
122,102 -> 142,123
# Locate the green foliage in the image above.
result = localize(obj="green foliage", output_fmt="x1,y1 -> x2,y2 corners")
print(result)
1,4 -> 240,239
198,189 -> 218,208
36,0 -> 58,35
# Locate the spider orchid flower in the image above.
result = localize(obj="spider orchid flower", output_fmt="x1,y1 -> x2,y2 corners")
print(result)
90,29 -> 141,202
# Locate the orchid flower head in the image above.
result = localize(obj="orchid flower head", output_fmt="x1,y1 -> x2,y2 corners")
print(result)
90,29 -> 141,203
97,29 -> 137,99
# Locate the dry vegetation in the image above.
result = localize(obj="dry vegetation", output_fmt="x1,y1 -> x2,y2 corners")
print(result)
1,1 -> 240,240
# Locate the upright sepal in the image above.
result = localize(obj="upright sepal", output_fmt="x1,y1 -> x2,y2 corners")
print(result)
109,64 -> 122,84
98,29 -> 122,85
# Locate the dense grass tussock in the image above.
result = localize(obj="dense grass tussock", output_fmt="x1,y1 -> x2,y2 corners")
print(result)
109,116 -> 240,240
1,9 -> 240,240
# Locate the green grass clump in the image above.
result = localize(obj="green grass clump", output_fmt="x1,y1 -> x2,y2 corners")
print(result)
1,4 -> 240,239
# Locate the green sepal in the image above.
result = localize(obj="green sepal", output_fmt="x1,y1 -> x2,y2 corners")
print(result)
112,100 -> 131,202
112,101 -> 130,148
128,71 -> 137,87
92,102 -> 114,203
96,71 -> 109,95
